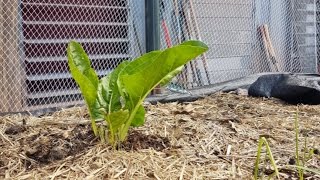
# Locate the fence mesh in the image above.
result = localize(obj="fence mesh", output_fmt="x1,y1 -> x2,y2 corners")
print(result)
0,0 -> 319,113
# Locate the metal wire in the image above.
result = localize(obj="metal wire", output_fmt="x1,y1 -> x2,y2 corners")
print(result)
0,0 -> 319,113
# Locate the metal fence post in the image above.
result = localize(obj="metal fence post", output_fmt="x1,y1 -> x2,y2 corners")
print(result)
145,0 -> 162,94
145,0 -> 160,53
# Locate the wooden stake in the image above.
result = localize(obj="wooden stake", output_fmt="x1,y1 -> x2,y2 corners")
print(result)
188,0 -> 211,85
181,0 -> 202,87
259,24 -> 280,72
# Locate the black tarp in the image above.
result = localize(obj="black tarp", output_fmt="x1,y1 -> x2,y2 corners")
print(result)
248,73 -> 320,104
147,73 -> 320,105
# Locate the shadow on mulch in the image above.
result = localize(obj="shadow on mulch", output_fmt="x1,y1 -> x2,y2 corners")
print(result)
3,123 -> 171,170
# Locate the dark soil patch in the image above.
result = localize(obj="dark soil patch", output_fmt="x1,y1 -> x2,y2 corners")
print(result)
120,131 -> 171,151
12,124 -> 171,170
22,124 -> 97,169
5,125 -> 26,135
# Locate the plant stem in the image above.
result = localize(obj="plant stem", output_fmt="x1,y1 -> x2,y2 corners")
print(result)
264,138 -> 279,179
254,137 -> 264,180
99,126 -> 105,143
294,110 -> 303,180
302,137 -> 307,168
119,87 -> 158,142
119,104 -> 140,141
89,114 -> 98,136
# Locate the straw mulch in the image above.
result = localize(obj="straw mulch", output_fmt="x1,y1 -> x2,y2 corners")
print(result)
0,92 -> 319,179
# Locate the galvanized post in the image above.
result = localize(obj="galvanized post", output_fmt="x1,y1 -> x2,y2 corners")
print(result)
145,0 -> 162,94
145,0 -> 160,53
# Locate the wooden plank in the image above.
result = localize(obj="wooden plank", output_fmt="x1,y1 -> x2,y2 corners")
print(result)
0,0 -> 25,112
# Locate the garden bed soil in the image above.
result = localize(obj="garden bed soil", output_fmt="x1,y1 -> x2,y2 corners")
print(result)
0,92 -> 319,179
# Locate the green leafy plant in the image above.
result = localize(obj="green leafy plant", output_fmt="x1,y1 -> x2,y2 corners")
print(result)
67,40 -> 208,146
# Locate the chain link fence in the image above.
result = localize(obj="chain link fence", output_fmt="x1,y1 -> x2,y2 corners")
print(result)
162,0 -> 319,91
0,0 -> 319,113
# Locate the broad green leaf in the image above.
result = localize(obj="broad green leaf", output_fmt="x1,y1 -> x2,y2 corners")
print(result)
108,61 -> 130,111
97,76 -> 109,110
67,41 -> 99,89
161,41 -> 208,85
180,40 -> 208,47
118,40 -> 208,140
131,105 -> 146,127
67,41 -> 100,134
119,40 -> 208,105
158,41 -> 207,86
107,109 -> 129,132
117,51 -> 162,109
97,61 -> 129,113
160,65 -> 184,86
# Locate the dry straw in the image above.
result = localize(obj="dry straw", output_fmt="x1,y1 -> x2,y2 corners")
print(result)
0,92 -> 319,179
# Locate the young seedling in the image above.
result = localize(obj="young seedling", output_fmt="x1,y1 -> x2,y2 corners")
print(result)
291,110 -> 320,179
254,110 -> 320,180
254,137 -> 279,180
294,110 -> 303,180
67,40 -> 208,146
